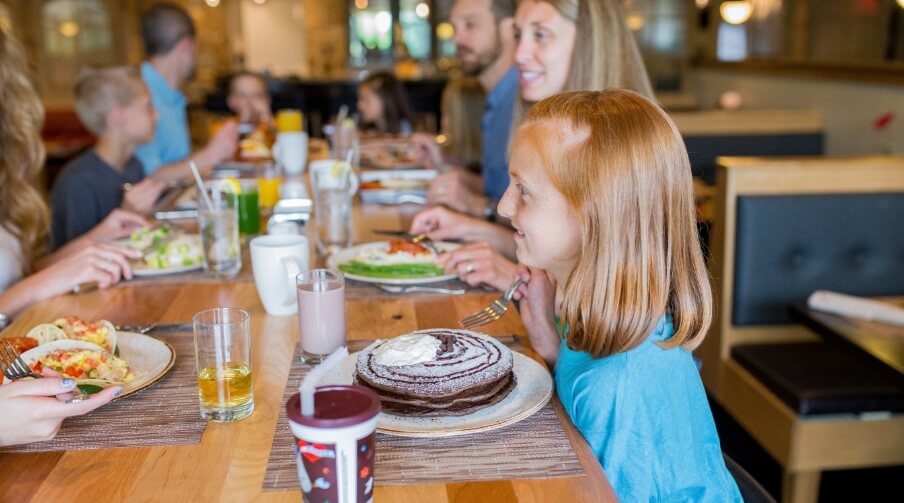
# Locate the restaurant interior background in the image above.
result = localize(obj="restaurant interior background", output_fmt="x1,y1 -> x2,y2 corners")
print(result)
1,0 -> 902,175
1,1 -> 903,501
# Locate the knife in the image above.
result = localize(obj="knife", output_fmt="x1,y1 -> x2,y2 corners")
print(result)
371,229 -> 418,239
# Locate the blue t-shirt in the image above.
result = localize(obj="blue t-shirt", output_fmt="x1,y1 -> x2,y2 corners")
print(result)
480,66 -> 518,201
134,62 -> 190,175
555,317 -> 742,502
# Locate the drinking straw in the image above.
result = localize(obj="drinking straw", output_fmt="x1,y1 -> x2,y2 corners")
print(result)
300,345 -> 349,417
190,161 -> 214,211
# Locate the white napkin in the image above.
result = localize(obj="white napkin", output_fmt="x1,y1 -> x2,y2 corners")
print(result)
807,290 -> 904,327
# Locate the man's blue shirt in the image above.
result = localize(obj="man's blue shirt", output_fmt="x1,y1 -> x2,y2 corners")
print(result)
480,66 -> 518,200
134,62 -> 190,174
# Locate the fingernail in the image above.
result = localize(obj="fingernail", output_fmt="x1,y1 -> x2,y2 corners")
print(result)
112,387 -> 123,397
61,378 -> 76,388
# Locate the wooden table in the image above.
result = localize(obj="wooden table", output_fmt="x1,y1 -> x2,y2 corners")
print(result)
790,297 -> 904,375
0,202 -> 616,502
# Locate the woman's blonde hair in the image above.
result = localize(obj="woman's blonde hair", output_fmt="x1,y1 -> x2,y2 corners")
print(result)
514,0 -> 654,123
441,78 -> 486,169
520,90 -> 711,357
0,28 -> 49,274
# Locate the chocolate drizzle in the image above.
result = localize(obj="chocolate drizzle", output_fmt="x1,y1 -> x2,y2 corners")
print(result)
354,329 -> 516,417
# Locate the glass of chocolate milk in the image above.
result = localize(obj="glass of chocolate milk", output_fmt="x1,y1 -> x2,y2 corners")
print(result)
296,269 -> 346,363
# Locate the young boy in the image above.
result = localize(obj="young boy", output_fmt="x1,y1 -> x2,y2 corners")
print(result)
51,67 -> 165,249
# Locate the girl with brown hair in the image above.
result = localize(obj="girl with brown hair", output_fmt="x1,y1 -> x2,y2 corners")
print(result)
502,89 -> 739,501
356,71 -> 415,135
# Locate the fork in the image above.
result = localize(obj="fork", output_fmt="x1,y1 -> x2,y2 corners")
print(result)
458,278 -> 524,329
410,232 -> 438,255
0,341 -> 89,403
377,284 -> 466,295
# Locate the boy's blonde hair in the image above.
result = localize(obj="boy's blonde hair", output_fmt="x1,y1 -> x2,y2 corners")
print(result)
74,66 -> 146,134
520,90 -> 712,357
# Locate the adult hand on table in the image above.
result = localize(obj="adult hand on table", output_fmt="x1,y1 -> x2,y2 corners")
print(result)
514,265 -> 560,369
34,241 -> 140,295
0,368 -> 120,446
436,241 -> 518,292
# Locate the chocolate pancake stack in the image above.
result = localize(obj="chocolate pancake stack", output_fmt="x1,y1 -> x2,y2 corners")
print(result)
354,329 -> 516,417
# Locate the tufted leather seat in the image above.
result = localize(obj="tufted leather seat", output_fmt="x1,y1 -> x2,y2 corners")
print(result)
732,193 -> 904,326
699,156 -> 904,503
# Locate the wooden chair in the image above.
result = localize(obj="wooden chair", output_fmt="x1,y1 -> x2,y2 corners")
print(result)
698,155 -> 904,503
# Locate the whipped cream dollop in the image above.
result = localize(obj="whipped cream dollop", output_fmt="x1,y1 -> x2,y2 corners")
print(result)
373,333 -> 441,367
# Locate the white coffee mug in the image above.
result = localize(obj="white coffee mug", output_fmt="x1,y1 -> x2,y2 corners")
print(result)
309,159 -> 360,195
273,131 -> 308,175
250,234 -> 310,316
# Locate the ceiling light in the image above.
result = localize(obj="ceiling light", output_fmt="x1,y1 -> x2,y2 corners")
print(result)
720,1 -> 753,25
59,21 -> 79,37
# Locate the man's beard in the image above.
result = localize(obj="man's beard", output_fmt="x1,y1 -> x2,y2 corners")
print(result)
458,30 -> 502,77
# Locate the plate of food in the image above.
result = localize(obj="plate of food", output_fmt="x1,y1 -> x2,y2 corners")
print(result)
360,141 -> 421,170
318,329 -> 553,437
2,317 -> 175,400
122,228 -> 204,276
327,240 -> 458,285
359,169 -> 436,205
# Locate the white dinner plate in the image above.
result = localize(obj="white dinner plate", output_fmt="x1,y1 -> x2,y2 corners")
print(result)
130,234 -> 204,277
7,331 -> 175,401
318,350 -> 553,437
327,241 -> 459,285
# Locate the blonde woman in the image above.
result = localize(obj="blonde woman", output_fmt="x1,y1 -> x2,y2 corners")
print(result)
0,28 -> 145,318
0,28 -> 132,447
507,90 -> 739,501
412,0 -> 654,292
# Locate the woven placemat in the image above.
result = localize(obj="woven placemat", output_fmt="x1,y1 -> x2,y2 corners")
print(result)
0,330 -> 206,453
262,341 -> 584,489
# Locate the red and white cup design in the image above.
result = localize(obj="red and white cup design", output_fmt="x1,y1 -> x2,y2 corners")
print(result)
286,385 -> 381,503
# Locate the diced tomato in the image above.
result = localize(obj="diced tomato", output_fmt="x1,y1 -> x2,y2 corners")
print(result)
64,365 -> 76,376
1,336 -> 37,353
387,239 -> 431,256
86,358 -> 97,367
33,361 -> 43,372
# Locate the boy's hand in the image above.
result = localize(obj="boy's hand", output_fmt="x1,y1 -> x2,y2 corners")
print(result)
204,120 -> 239,169
122,178 -> 166,215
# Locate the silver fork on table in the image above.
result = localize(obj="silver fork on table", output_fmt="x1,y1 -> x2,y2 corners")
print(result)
377,284 -> 466,295
0,340 -> 89,403
458,278 -> 523,330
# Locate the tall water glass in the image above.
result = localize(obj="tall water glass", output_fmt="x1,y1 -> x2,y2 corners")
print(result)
198,190 -> 242,277
296,269 -> 346,363
193,308 -> 254,422
313,169 -> 352,256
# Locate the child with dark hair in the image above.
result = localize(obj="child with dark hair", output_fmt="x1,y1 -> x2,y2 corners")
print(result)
357,72 -> 415,135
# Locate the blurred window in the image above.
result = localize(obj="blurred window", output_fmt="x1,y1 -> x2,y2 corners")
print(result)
42,0 -> 111,57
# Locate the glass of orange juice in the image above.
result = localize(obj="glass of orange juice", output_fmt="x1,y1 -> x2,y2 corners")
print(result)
276,109 -> 303,133
258,163 -> 282,211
